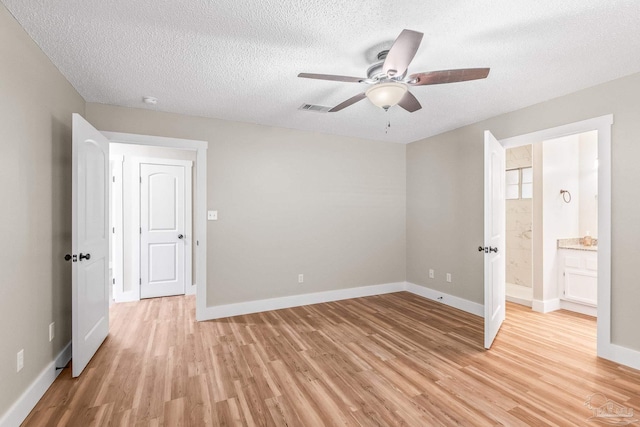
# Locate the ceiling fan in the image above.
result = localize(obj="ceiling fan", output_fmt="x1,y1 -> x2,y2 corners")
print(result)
298,29 -> 490,113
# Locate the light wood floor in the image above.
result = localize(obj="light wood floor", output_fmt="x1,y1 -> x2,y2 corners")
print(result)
23,293 -> 640,426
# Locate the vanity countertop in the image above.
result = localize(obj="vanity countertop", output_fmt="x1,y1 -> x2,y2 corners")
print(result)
557,238 -> 597,252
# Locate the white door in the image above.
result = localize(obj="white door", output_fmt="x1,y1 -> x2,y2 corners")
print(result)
484,130 -> 506,349
72,113 -> 110,377
140,162 -> 190,298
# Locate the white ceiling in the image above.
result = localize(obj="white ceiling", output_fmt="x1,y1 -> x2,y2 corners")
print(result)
4,0 -> 640,143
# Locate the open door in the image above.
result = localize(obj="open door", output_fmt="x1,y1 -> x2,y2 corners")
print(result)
484,130 -> 506,349
72,113 -> 110,377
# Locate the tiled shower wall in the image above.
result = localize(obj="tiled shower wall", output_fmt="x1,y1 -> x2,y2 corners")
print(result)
506,145 -> 532,287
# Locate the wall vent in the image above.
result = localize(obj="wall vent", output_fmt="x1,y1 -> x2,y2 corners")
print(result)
298,103 -> 331,113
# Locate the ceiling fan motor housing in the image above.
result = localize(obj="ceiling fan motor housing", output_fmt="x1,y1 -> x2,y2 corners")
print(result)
366,51 -> 407,82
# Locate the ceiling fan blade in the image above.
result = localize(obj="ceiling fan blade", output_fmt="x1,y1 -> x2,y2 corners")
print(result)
398,91 -> 422,113
383,29 -> 424,77
409,68 -> 490,86
298,73 -> 365,83
329,93 -> 367,112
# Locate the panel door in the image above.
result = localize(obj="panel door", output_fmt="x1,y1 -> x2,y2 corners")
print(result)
484,130 -> 506,349
140,163 -> 186,298
72,113 -> 110,377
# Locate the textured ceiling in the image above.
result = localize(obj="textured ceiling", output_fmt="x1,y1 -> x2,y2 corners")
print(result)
4,0 -> 640,143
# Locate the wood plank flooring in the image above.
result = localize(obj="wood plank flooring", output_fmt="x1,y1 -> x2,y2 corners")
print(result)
23,293 -> 640,426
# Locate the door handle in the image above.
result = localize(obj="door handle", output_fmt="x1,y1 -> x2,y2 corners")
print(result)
64,254 -> 72,261
178,234 -> 184,240
478,246 -> 499,253
79,253 -> 91,261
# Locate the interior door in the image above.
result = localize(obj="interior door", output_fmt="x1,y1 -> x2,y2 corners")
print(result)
484,130 -> 506,349
72,113 -> 110,377
140,163 -> 187,298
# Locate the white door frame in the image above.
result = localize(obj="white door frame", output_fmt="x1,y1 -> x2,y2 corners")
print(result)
135,157 -> 193,299
497,114 -> 639,369
110,155 -> 124,303
102,132 -> 208,320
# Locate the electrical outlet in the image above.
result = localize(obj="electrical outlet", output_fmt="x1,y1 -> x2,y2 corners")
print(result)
207,210 -> 218,221
298,274 -> 304,284
17,349 -> 24,372
446,273 -> 452,283
49,322 -> 55,342
428,269 -> 434,279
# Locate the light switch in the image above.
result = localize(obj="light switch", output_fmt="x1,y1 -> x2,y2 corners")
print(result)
208,210 -> 218,221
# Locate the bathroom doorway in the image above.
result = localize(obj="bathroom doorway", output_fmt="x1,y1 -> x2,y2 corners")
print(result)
486,114 -> 617,361
504,131 -> 599,318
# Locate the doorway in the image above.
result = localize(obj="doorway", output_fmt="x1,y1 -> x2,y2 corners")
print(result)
104,133 -> 207,310
487,114 -> 614,360
504,130 -> 598,318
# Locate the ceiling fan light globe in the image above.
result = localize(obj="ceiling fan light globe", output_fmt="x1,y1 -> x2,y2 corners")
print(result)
365,82 -> 408,109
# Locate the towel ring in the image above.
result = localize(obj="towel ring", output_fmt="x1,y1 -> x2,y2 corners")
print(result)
560,189 -> 572,203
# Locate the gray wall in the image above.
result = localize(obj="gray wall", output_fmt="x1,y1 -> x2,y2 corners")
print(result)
0,3 -> 85,417
407,72 -> 640,352
85,104 -> 407,306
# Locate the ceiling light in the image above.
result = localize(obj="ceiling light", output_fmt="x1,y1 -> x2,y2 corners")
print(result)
365,82 -> 408,110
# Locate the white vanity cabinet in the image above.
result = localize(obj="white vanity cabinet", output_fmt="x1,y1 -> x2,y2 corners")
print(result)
558,248 -> 597,307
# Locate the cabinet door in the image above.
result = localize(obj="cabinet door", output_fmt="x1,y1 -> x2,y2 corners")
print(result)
564,268 -> 597,306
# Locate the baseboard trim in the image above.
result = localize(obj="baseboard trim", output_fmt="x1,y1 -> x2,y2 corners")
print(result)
200,281 -> 484,321
200,282 -> 407,320
506,295 -> 533,308
186,283 -> 196,296
599,342 -> 640,371
115,290 -> 139,303
559,300 -> 597,317
532,298 -> 560,313
405,282 -> 484,317
0,341 -> 71,427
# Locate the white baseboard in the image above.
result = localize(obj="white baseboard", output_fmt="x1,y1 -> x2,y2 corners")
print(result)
0,342 -> 71,427
186,283 -> 196,296
532,298 -> 560,313
405,282 -> 484,317
115,290 -> 139,303
115,284 -> 196,302
560,300 -> 597,317
506,295 -> 533,307
200,282 -> 407,320
200,281 -> 484,321
599,342 -> 640,371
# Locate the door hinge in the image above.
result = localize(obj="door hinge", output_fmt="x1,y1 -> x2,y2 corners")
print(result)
112,176 -> 115,183
112,227 -> 115,234
140,227 -> 142,234
112,278 -> 115,284
139,278 -> 142,285
139,176 -> 142,183
197,240 -> 199,246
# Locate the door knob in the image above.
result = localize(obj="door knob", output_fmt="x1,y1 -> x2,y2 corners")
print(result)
64,254 -> 72,261
178,234 -> 184,239
79,253 -> 91,261
478,246 -> 498,253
